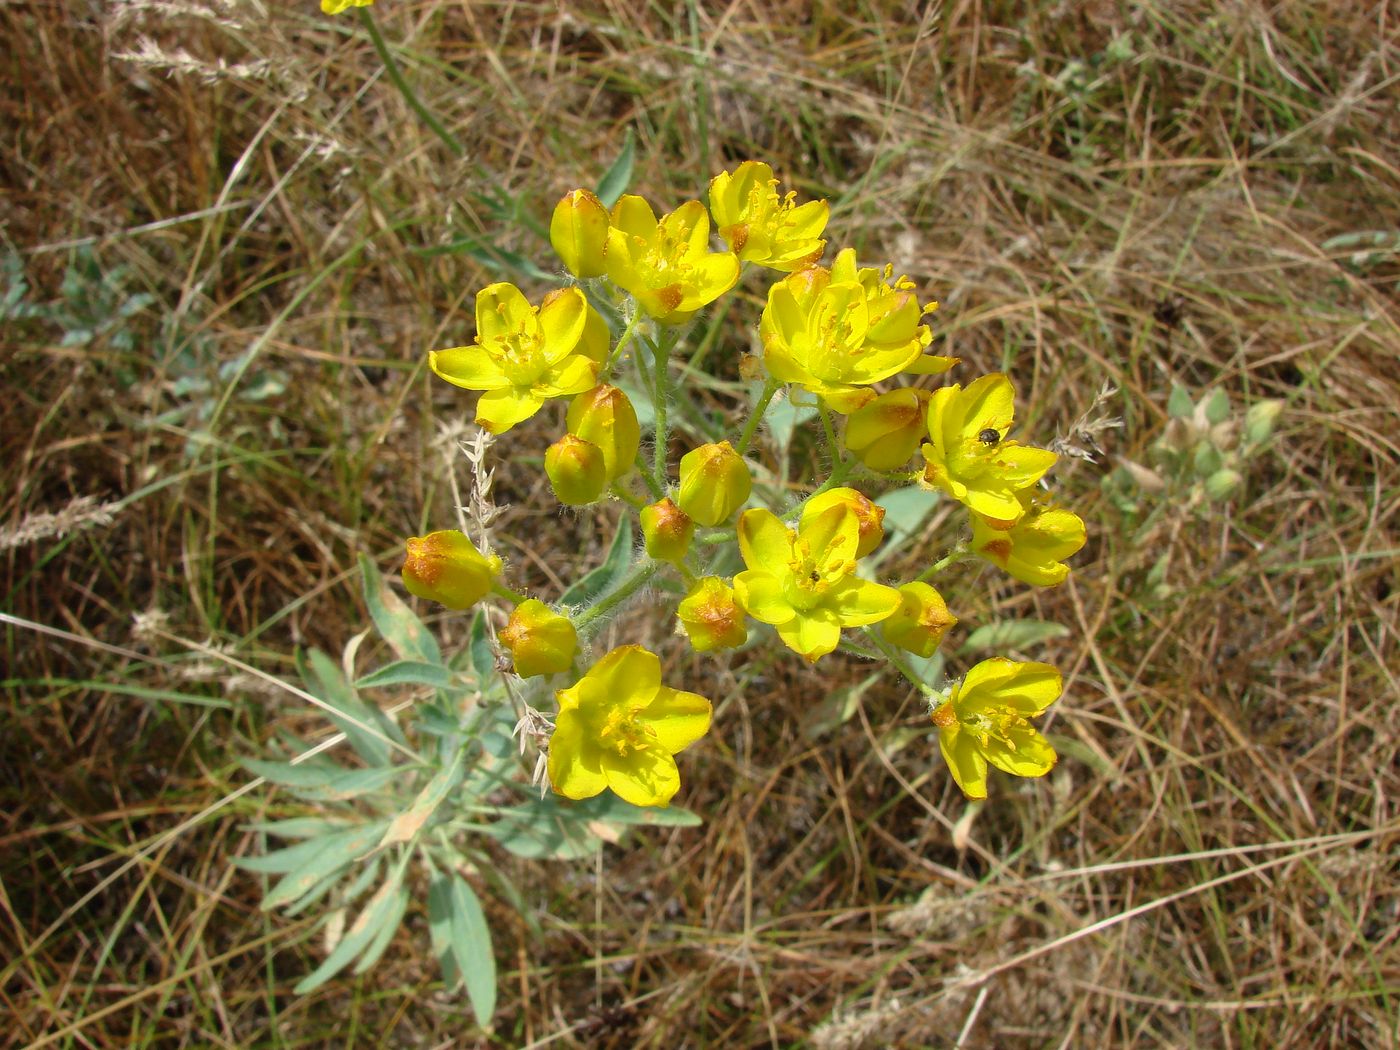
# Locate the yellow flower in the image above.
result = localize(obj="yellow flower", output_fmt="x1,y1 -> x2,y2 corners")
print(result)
429,284 -> 607,434
759,248 -> 952,411
640,498 -> 694,564
499,599 -> 577,678
566,384 -> 640,484
881,582 -> 957,658
677,441 -> 752,527
605,196 -> 740,325
676,576 -> 747,653
321,0 -> 373,12
844,387 -> 932,471
920,373 -> 1058,520
544,434 -> 607,506
971,491 -> 1086,587
548,646 -> 712,808
802,487 -> 884,558
401,530 -> 502,610
732,505 -> 901,663
931,658 -> 1062,800
708,161 -> 828,271
549,189 -> 610,279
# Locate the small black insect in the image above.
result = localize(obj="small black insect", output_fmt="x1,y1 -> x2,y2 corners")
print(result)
809,570 -> 821,583
1153,295 -> 1184,330
978,428 -> 1001,445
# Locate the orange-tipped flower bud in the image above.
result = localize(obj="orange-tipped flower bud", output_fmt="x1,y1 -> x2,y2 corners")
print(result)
402,530 -> 502,610
843,387 -> 931,471
640,497 -> 695,564
545,434 -> 607,506
499,598 -> 578,677
801,487 -> 885,559
677,576 -> 748,652
566,384 -> 639,483
677,440 -> 752,527
880,582 -> 957,658
549,188 -> 610,278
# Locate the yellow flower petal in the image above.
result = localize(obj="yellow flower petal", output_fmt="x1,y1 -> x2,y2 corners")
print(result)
824,577 -> 901,627
602,745 -> 681,807
474,387 -> 544,434
732,569 -> 794,625
775,608 -> 842,662
535,287 -> 589,366
638,686 -> 712,754
939,724 -> 989,799
981,721 -> 1057,778
547,710 -> 608,800
428,346 -> 511,391
958,658 -> 1062,716
736,508 -> 793,571
474,282 -> 536,346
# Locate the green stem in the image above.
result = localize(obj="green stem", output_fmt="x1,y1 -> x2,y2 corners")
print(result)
573,562 -> 660,634
607,309 -> 645,373
492,582 -> 527,604
735,379 -> 781,458
917,543 -> 969,583
360,9 -> 465,158
650,333 -> 674,492
863,629 -> 939,698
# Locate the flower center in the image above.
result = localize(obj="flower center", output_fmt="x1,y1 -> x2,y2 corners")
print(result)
486,310 -> 546,385
598,705 -> 654,757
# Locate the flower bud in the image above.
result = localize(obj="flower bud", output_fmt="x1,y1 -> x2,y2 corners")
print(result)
801,487 -> 885,558
640,497 -> 695,564
1204,468 -> 1243,502
1243,399 -> 1282,447
401,530 -> 502,610
843,387 -> 930,471
549,188 -> 610,279
545,434 -> 607,506
880,582 -> 957,658
499,599 -> 578,677
566,384 -> 640,483
676,577 -> 748,652
677,440 -> 752,527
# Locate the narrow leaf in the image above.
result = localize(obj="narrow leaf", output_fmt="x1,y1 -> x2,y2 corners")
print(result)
448,874 -> 497,1026
595,128 -> 635,208
428,874 -> 462,989
293,861 -> 407,994
242,758 -> 347,789
354,660 -> 457,691
379,748 -> 466,847
259,820 -> 390,911
359,553 -> 441,664
302,647 -> 392,767
560,517 -> 633,608
959,619 -> 1070,654
873,486 -> 942,564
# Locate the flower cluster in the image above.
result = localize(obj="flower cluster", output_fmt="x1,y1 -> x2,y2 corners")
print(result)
405,162 -> 1088,805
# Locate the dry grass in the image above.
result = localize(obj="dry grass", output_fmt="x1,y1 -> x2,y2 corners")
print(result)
2,1 -> 1397,1046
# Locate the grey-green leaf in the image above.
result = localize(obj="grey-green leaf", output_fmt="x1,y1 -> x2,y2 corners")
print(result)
560,517 -> 634,608
258,820 -> 390,911
293,861 -> 407,994
447,873 -> 497,1025
959,620 -> 1070,654
301,647 -> 394,767
1167,384 -> 1194,419
360,553 -> 441,664
354,660 -> 457,691
872,486 -> 942,565
595,128 -> 635,208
